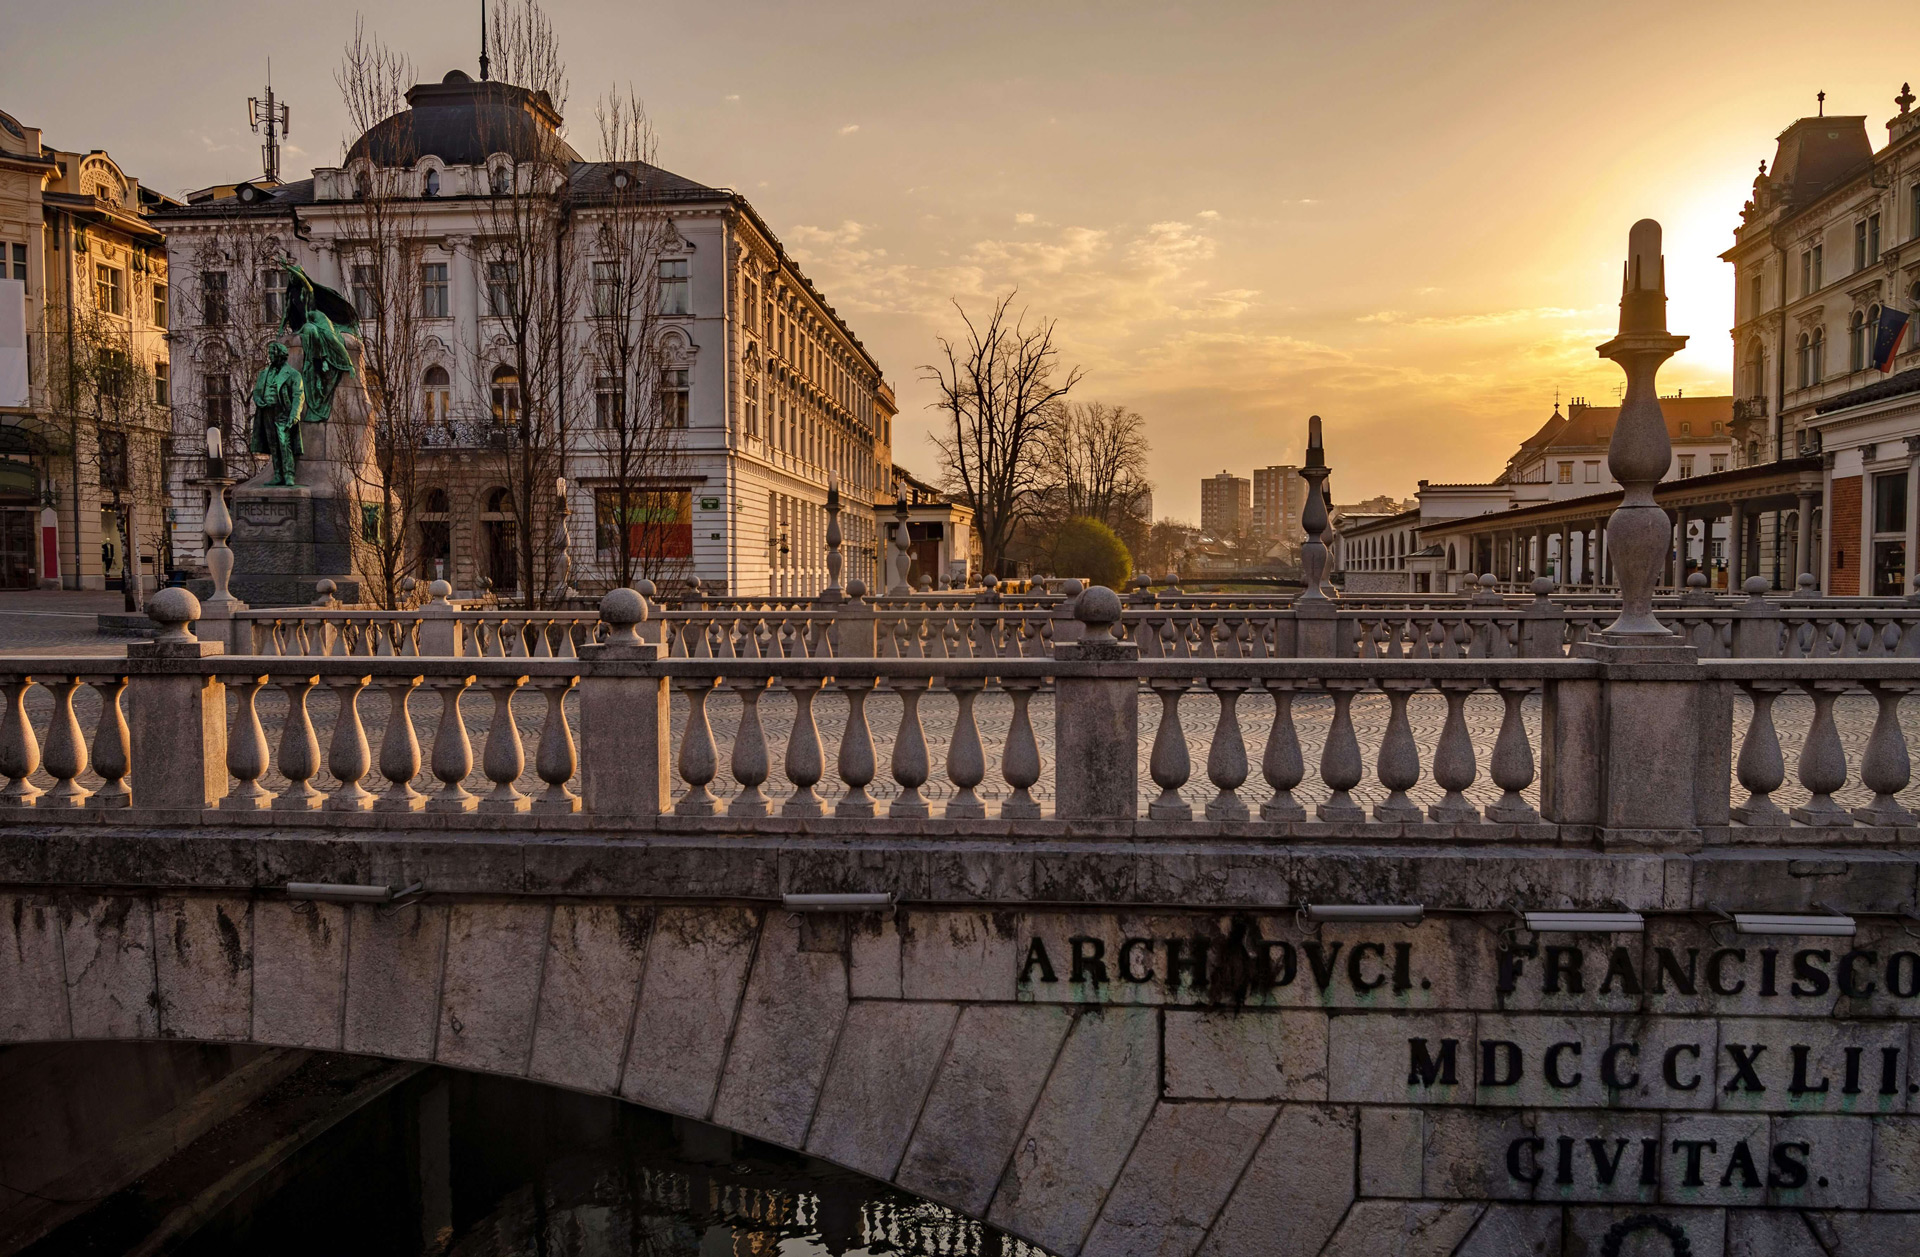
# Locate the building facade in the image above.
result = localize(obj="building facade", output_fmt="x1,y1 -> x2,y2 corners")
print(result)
1249,463 -> 1304,549
1198,470 -> 1249,539
0,105 -> 176,591
154,71 -> 911,601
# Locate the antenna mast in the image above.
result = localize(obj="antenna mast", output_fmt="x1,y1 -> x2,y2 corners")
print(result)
248,61 -> 292,184
479,0 -> 492,81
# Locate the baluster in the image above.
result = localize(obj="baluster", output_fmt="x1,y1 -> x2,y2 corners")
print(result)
478,675 -> 530,812
888,678 -> 931,819
375,675 -> 426,812
1853,681 -> 1914,825
324,674 -> 376,811
944,677 -> 986,819
1373,680 -> 1424,823
1790,680 -> 1852,825
534,620 -> 556,658
1485,680 -> 1538,823
532,675 -> 579,813
1146,678 -> 1192,820
274,674 -> 325,810
85,675 -> 130,808
999,677 -> 1044,819
675,677 -> 721,816
1316,680 -> 1366,822
0,676 -> 39,806
1428,681 -> 1480,823
781,679 -> 825,817
834,678 -> 877,818
1258,680 -> 1305,822
1731,680 -> 1789,826
1204,678 -> 1250,821
39,676 -> 89,808
426,675 -> 478,813
220,673 -> 274,809
559,622 -> 580,659
728,677 -> 773,817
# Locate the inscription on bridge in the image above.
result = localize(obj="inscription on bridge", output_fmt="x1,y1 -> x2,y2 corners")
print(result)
1014,916 -> 1920,1208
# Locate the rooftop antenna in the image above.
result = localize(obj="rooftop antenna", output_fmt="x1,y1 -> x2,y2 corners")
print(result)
247,60 -> 291,184
479,0 -> 491,81
1817,90 -> 1826,117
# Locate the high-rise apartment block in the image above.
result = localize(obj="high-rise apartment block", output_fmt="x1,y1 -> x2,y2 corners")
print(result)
1200,471 -> 1251,538
1252,465 -> 1306,543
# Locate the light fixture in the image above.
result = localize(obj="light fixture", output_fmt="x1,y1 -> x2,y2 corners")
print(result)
285,881 -> 421,904
1522,910 -> 1645,933
782,892 -> 895,914
1302,903 -> 1423,925
1733,912 -> 1857,937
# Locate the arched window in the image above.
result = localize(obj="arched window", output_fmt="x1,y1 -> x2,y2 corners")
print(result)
490,365 -> 520,427
489,164 -> 510,196
1797,333 -> 1811,388
1850,309 -> 1868,372
480,488 -> 517,593
1810,326 -> 1825,385
423,168 -> 440,197
417,489 -> 450,580
423,366 -> 452,435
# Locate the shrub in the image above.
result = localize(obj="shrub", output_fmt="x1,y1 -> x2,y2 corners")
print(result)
1052,516 -> 1132,590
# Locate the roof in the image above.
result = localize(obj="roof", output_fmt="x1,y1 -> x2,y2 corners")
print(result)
1814,365 -> 1920,415
1515,406 -> 1567,453
1541,395 -> 1733,450
346,72 -> 580,168
1424,455 -> 1824,533
1767,115 -> 1874,213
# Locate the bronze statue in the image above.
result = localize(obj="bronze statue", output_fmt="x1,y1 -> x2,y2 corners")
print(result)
277,261 -> 357,425
250,341 -> 306,487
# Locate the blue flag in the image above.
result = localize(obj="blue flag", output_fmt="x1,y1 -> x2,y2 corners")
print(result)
1873,306 -> 1911,372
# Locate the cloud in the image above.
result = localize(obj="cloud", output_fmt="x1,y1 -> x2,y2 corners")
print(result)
1357,305 -> 1592,328
724,94 -> 740,103
1197,209 -> 1220,220
1014,212 -> 1035,224
838,124 -> 860,136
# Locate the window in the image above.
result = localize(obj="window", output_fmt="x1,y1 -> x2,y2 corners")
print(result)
1679,421 -> 1691,436
351,264 -> 376,320
1556,461 -> 1572,484
1856,220 -> 1870,271
422,365 -> 451,429
1711,454 -> 1726,474
659,367 -> 688,427
659,258 -> 689,315
153,362 -> 169,407
151,281 -> 167,328
205,373 -> 233,434
594,488 -> 692,560
94,264 -> 123,315
1678,455 -> 1695,478
591,260 -> 620,318
1859,213 -> 1882,268
743,277 -> 758,329
745,377 -> 759,438
98,429 -> 127,489
594,375 -> 625,429
1584,461 -> 1600,483
489,365 -> 520,426
486,260 -> 517,317
262,267 -> 285,324
1873,469 -> 1910,595
1712,421 -> 1724,435
97,348 -> 130,401
1813,243 -> 1823,289
1749,273 -> 1762,320
420,263 -> 448,318
1852,309 -> 1871,372
489,165 -> 510,196
423,168 -> 440,197
8,243 -> 23,281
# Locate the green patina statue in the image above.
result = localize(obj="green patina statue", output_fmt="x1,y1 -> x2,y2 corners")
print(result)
250,341 -> 306,487
278,261 -> 358,425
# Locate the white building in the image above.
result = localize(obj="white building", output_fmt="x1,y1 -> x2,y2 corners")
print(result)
153,69 -> 918,600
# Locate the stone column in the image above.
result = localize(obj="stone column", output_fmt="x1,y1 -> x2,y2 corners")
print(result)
1595,220 -> 1687,639
1295,416 -> 1337,655
1729,501 -> 1747,589
127,589 -> 227,810
577,589 -> 669,819
1796,492 -> 1816,588
1051,588 -> 1139,819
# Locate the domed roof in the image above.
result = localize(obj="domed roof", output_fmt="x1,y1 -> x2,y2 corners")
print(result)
345,71 -> 579,168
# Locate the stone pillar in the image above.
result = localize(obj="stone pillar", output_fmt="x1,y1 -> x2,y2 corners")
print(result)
1051,588 -> 1138,820
418,580 -> 463,656
1795,492 -> 1816,588
1729,501 -> 1747,590
577,589 -> 670,819
1296,415 -> 1334,606
832,580 -> 876,658
127,589 -> 227,810
1595,219 -> 1687,640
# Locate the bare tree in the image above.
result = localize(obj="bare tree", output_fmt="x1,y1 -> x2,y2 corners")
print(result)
578,87 -> 693,590
1043,399 -> 1151,533
334,19 -> 434,608
924,292 -> 1082,576
471,0 -> 577,606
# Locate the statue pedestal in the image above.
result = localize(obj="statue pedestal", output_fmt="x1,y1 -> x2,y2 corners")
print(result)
229,484 -> 360,607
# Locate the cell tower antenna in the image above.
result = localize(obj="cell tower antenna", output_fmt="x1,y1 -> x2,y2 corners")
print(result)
248,61 -> 292,185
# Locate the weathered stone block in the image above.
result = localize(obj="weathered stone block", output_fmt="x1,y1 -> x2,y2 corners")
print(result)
1770,1115 -> 1871,1210
1803,1209 -> 1920,1253
342,901 -> 447,1061
1564,1205 -> 1724,1257
61,894 -> 157,1039
0,894 -> 68,1040
806,1000 -> 958,1181
1495,932 -> 1646,1016
1660,1113 -> 1768,1207
1714,1018 -> 1908,1115
1725,1209 -> 1825,1257
1870,1115 -> 1920,1209
1473,1013 -> 1612,1108
896,1003 -> 1074,1218
251,899 -> 345,1049
1328,1012 -> 1476,1105
1198,1104 -> 1355,1257
436,901 -> 550,1075
527,903 -> 651,1094
711,911 -> 849,1149
1529,1112 -> 1663,1205
903,910 -> 1023,1003
1360,1107 -> 1424,1197
153,895 -> 252,1041
1455,1205 -> 1561,1256
1318,1200 -> 1483,1257
988,1007 -> 1160,1256
619,905 -> 759,1119
1603,1014 -> 1721,1110
1421,1109 -> 1538,1202
1162,1009 -> 1327,1101
1080,1101 -> 1275,1257
848,913 -> 902,1000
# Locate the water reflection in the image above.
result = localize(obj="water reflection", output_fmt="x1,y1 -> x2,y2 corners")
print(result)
183,1065 -> 1052,1257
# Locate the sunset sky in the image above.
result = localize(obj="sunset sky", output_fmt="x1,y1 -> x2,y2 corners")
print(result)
13,1 -> 1919,517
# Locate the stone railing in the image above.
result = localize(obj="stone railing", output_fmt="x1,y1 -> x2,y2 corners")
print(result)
7,586 -> 1920,847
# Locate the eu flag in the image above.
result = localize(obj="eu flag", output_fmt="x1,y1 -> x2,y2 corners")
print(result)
1873,306 -> 1911,372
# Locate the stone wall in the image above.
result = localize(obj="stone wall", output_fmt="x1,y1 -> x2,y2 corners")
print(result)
4,891 -> 1916,1255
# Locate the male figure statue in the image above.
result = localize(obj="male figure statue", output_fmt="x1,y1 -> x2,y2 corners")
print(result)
251,341 -> 306,487
277,260 -> 358,424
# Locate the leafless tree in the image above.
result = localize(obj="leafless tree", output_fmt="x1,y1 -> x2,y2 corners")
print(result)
577,87 -> 693,590
471,0 -> 577,606
334,19 -> 435,608
1043,399 -> 1151,535
924,292 -> 1082,576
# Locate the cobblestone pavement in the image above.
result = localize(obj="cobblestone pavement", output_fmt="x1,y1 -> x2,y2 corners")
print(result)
0,591 -> 137,658
10,678 -> 1920,819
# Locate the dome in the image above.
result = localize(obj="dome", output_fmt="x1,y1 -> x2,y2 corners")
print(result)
345,74 -> 579,169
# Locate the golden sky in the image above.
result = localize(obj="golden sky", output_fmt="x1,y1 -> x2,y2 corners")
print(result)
13,1 -> 1919,517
